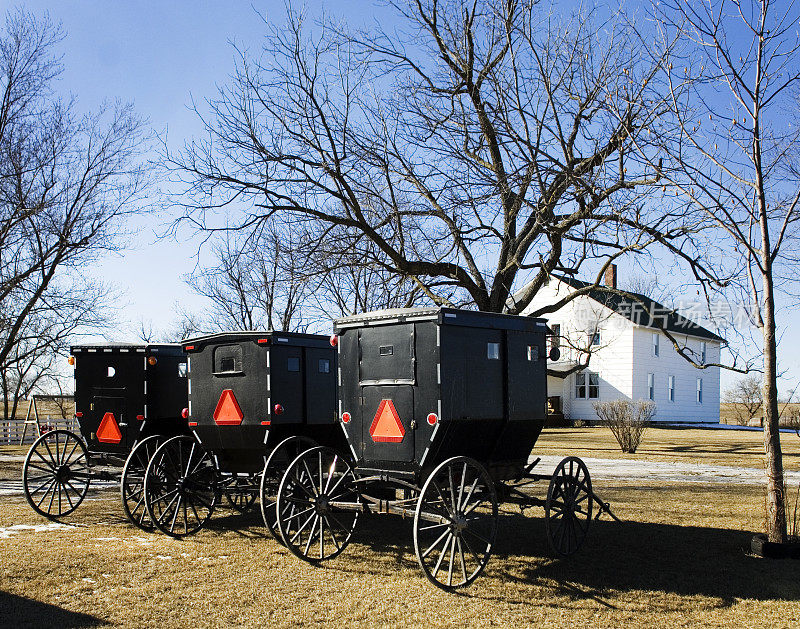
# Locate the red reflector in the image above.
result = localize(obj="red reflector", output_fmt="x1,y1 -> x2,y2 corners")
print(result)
273,404 -> 284,415
369,399 -> 405,443
261,421 -> 271,426
75,412 -> 83,418
329,335 -> 338,347
136,414 -> 144,421
213,390 -> 244,426
184,345 -> 195,351
342,412 -> 351,424
188,422 -> 198,427
181,407 -> 189,419
257,338 -> 270,344
97,412 -> 122,444
427,413 -> 438,426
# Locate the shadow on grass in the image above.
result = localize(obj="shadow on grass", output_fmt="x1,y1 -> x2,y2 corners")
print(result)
0,591 -> 107,627
332,511 -> 800,605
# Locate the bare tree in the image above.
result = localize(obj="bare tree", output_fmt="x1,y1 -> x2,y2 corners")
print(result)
0,9 -> 148,414
169,1 -> 710,319
723,375 -> 764,426
652,0 -> 800,542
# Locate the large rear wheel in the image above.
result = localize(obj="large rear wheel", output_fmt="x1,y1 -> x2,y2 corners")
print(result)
23,430 -> 91,520
144,435 -> 217,537
275,446 -> 361,562
413,456 -> 498,590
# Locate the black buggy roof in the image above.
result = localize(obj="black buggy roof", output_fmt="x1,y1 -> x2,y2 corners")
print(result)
334,307 -> 550,332
182,330 -> 333,349
71,342 -> 183,355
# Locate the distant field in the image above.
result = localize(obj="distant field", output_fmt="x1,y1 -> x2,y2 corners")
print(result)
720,402 -> 800,426
536,425 -> 800,468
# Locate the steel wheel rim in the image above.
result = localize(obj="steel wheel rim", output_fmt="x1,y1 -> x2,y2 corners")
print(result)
275,446 -> 360,563
23,430 -> 90,520
121,435 -> 162,530
260,436 -> 317,541
144,436 -> 217,538
545,456 -> 592,556
413,456 -> 498,590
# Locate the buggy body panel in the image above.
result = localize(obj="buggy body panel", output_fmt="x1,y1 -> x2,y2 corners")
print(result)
71,343 -> 188,456
334,308 -> 549,479
183,331 -> 341,474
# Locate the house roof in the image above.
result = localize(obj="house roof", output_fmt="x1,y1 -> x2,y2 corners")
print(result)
550,276 -> 726,343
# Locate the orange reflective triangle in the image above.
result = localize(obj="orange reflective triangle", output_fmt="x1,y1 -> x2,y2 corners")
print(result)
97,412 -> 122,444
213,389 -> 244,426
369,399 -> 405,443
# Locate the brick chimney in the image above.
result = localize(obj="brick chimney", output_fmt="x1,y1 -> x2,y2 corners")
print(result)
604,264 -> 617,289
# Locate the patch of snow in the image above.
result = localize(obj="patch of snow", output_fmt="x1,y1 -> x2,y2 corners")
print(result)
0,522 -> 75,539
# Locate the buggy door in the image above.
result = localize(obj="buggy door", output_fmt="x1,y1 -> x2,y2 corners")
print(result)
90,395 -> 128,448
358,326 -> 416,463
269,343 -> 304,424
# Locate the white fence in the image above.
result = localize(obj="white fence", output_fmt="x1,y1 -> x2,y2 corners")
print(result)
0,417 -> 79,446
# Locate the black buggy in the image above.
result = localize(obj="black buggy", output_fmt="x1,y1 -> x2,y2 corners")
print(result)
21,343 -> 188,529
141,331 -> 344,538
273,308 -> 615,590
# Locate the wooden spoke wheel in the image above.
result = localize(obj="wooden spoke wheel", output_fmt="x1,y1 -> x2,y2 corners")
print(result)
413,456 -> 498,590
260,436 -> 317,541
120,435 -> 163,531
545,456 -> 593,556
223,474 -> 259,513
144,435 -> 217,538
275,446 -> 360,563
23,430 -> 91,520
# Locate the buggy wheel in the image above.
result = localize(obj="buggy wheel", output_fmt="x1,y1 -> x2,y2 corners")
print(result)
23,430 -> 90,520
121,435 -> 163,530
223,474 -> 259,512
276,446 -> 360,563
545,456 -> 593,556
260,436 -> 317,541
144,435 -> 217,538
413,456 -> 498,590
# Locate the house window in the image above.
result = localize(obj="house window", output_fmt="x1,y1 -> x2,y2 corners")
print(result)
647,373 -> 655,400
589,331 -> 601,346
652,333 -> 660,357
668,375 -> 675,402
550,324 -> 561,350
700,341 -> 707,364
575,372 -> 599,399
697,378 -> 703,403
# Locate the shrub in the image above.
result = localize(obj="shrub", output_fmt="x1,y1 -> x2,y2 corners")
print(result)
592,399 -> 656,453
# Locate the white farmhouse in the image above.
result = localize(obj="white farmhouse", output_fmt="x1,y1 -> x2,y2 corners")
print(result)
521,266 -> 723,424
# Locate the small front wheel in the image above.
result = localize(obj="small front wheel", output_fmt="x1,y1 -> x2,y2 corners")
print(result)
545,456 -> 592,556
413,456 -> 498,590
23,430 -> 90,520
223,474 -> 259,513
121,435 -> 163,530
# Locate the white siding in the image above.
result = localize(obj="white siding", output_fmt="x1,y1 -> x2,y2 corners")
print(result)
630,327 -> 720,423
523,278 -> 721,424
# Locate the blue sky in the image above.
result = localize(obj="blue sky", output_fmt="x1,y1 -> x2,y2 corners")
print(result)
12,1 -> 800,397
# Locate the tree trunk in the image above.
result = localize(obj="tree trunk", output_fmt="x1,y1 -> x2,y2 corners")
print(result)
761,257 -> 787,543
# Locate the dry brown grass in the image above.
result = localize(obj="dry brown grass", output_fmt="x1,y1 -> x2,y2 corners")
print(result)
2,429 -> 800,627
536,426 -> 800,468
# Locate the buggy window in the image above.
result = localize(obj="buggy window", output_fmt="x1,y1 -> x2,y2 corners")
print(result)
107,366 -> 115,378
178,362 -> 188,378
214,344 -> 242,373
287,357 -> 300,372
318,358 -> 330,373
487,342 -> 500,360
